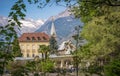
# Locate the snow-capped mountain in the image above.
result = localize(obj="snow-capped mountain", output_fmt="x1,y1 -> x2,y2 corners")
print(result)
0,16 -> 8,26
0,16 -> 44,36
36,9 -> 83,44
19,19 -> 44,34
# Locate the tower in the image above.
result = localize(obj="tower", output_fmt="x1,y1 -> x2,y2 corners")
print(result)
50,17 -> 58,54
50,17 -> 56,38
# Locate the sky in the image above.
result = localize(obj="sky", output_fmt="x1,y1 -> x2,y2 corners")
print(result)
0,0 -> 67,20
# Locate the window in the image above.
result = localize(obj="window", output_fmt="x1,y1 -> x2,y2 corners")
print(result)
32,54 -> 35,57
27,54 -> 29,57
43,36 -> 46,40
21,45 -> 25,49
32,45 -> 36,50
27,45 -> 29,50
32,37 -> 35,40
37,37 -> 41,40
26,37 -> 30,40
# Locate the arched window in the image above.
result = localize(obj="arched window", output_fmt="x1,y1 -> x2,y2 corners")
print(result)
37,37 -> 41,40
43,36 -> 46,40
26,37 -> 30,40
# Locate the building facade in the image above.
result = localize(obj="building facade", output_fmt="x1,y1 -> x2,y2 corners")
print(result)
18,32 -> 49,58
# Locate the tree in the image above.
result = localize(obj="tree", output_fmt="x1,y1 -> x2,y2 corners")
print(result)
26,51 -> 54,76
49,36 -> 58,54
104,59 -> 120,76
0,32 -> 15,76
9,61 -> 29,76
72,0 -> 120,23
40,59 -> 54,76
26,59 -> 41,76
70,0 -> 120,75
0,0 -> 26,75
38,45 -> 50,60
81,12 -> 120,60
12,39 -> 22,57
73,6 -> 120,76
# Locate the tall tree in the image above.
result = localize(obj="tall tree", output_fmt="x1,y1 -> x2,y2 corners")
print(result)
49,36 -> 58,54
72,5 -> 120,76
12,39 -> 22,57
71,0 -> 120,75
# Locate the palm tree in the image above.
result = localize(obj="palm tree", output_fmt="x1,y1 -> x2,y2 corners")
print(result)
38,45 -> 50,60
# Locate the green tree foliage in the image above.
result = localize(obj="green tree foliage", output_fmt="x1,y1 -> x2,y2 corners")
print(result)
49,36 -> 58,54
76,12 -> 120,75
26,58 -> 54,76
40,59 -> 54,73
0,0 -> 27,75
12,39 -> 22,57
38,45 -> 50,60
72,0 -> 120,23
81,12 -> 120,60
71,0 -> 120,75
26,59 -> 41,75
9,61 -> 29,76
104,59 -> 120,76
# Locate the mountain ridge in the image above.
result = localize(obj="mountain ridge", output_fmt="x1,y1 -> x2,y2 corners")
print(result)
36,9 -> 83,44
0,16 -> 44,36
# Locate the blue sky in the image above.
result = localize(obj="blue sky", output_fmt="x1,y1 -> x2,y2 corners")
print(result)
0,0 -> 67,20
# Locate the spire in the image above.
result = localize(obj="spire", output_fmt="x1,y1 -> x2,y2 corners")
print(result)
50,17 -> 56,37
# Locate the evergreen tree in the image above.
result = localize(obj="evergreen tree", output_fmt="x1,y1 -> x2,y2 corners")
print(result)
12,39 -> 22,57
49,36 -> 58,54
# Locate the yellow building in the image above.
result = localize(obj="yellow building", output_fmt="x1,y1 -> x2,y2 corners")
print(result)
18,32 -> 49,58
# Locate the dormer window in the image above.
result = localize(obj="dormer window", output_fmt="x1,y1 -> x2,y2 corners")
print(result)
37,37 -> 41,40
43,36 -> 46,40
26,37 -> 30,40
32,37 -> 35,40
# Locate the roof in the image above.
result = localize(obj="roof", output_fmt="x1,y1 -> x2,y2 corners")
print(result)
18,32 -> 49,42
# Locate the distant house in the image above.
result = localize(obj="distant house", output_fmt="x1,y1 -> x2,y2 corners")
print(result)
18,32 -> 49,58
58,40 -> 76,55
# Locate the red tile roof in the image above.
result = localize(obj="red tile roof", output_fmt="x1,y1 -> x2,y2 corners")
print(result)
18,32 -> 49,42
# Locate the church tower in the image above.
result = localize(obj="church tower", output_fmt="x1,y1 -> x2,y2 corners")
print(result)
49,17 -> 58,54
50,17 -> 57,38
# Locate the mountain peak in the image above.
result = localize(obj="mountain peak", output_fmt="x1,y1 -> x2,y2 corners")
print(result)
0,16 -> 44,36
57,8 -> 72,17
48,8 -> 72,21
36,9 -> 82,44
